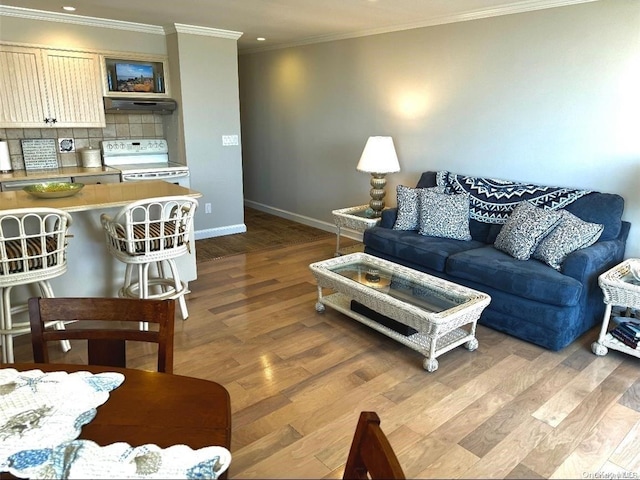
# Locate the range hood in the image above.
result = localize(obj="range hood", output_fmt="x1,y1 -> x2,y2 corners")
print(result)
104,97 -> 177,114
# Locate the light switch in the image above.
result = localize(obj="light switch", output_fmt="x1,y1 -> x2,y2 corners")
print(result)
222,135 -> 239,146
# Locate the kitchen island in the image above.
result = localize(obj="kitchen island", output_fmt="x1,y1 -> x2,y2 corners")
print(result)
0,181 -> 202,301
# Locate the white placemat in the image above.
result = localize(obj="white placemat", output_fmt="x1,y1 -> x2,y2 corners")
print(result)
0,368 -> 125,472
5,440 -> 231,479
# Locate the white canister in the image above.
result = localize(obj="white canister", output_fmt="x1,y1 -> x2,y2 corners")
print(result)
80,147 -> 102,168
0,141 -> 12,172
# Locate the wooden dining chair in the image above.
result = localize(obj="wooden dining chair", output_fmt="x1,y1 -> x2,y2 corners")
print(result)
28,297 -> 175,373
343,411 -> 406,480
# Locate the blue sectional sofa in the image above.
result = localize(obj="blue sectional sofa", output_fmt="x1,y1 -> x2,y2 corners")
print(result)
363,171 -> 629,351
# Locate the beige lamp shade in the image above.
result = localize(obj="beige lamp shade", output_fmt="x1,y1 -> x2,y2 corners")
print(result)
356,136 -> 400,174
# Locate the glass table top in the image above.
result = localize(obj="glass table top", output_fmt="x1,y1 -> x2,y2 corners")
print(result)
328,259 -> 467,313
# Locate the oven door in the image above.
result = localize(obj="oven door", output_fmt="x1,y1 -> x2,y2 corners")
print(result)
121,170 -> 190,188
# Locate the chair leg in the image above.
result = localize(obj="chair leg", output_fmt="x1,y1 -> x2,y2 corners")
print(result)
139,263 -> 151,331
1,286 -> 14,363
0,287 -> 9,363
38,281 -> 71,353
120,264 -> 134,298
165,259 -> 189,320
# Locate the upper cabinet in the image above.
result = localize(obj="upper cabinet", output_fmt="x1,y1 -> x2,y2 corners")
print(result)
102,54 -> 170,98
0,44 -> 106,128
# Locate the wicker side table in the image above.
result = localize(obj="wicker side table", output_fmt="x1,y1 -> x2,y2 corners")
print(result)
331,205 -> 382,256
592,259 -> 640,358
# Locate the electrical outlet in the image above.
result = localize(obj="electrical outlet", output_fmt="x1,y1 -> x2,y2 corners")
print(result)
205,203 -> 212,214
222,135 -> 239,146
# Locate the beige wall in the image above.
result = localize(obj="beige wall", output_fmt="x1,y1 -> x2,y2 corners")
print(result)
239,0 -> 640,256
167,31 -> 244,235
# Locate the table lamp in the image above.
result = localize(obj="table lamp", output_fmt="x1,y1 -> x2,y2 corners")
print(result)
356,136 -> 400,218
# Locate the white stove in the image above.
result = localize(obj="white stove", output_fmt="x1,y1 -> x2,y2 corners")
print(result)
101,139 -> 190,188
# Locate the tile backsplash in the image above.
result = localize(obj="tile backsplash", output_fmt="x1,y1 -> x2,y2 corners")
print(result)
0,113 -> 165,170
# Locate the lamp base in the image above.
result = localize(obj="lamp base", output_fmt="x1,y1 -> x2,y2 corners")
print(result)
367,173 -> 387,217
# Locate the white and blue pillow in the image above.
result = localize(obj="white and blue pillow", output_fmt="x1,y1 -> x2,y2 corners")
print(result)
393,185 -> 444,231
533,210 -> 603,270
417,190 -> 472,241
494,201 -> 562,260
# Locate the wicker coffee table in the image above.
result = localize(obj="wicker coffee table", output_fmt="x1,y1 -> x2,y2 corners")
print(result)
309,253 -> 491,372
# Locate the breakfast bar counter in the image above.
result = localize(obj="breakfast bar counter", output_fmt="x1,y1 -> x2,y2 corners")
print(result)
0,181 -> 202,300
0,180 -> 200,211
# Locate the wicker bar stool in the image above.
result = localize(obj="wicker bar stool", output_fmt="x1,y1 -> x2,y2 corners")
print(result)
0,208 -> 73,363
100,196 -> 198,329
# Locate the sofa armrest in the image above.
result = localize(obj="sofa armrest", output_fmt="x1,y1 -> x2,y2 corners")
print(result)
380,208 -> 397,229
562,221 -> 630,283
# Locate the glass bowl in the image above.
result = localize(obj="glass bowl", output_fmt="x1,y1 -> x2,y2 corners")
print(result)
23,182 -> 85,199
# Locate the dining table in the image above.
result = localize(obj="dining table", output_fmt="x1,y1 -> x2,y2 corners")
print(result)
1,363 -> 232,479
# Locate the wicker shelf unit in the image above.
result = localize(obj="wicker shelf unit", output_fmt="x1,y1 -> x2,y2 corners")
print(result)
592,259 -> 640,359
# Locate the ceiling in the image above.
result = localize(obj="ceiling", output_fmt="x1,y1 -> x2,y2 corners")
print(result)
0,0 -> 595,52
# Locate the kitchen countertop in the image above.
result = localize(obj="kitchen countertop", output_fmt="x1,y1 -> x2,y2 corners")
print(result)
0,166 -> 121,182
0,180 -> 202,212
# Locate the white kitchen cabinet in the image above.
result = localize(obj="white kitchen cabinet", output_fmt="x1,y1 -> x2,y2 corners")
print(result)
0,44 -> 105,128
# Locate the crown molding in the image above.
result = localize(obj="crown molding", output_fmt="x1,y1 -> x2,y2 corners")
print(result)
240,0 -> 598,54
0,5 -> 164,34
0,5 -> 242,39
166,23 -> 243,39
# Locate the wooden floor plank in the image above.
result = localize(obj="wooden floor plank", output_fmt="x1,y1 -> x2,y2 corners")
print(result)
550,403 -> 640,479
461,414 -> 553,479
522,385 -> 625,477
531,354 -> 622,427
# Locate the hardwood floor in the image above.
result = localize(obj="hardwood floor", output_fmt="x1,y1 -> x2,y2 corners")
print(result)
10,236 -> 640,478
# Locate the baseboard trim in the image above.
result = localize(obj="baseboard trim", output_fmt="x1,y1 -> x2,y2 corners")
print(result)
243,200 -> 363,242
195,223 -> 246,240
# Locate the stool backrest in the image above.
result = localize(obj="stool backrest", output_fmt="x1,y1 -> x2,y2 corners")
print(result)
101,196 -> 198,260
0,208 -> 73,285
29,297 -> 176,373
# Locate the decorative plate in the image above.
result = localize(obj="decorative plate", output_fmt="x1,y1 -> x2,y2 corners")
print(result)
23,182 -> 85,198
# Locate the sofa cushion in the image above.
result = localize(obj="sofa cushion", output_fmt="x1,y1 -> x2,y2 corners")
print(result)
417,191 -> 472,241
494,201 -> 562,260
533,210 -> 604,270
564,192 -> 624,241
363,227 -> 484,273
393,185 -> 444,231
446,246 -> 583,307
